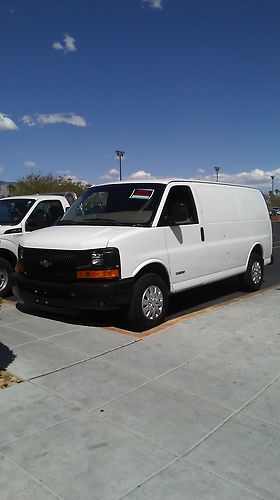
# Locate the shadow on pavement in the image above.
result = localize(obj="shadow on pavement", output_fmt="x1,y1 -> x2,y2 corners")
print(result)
0,343 -> 16,370
16,276 -> 247,332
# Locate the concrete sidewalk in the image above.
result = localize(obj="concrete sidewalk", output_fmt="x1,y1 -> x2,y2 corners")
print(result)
0,287 -> 280,499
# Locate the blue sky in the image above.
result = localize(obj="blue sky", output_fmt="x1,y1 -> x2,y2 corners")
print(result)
1,0 -> 280,191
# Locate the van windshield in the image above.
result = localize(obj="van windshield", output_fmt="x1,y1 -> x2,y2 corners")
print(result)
59,183 -> 165,227
0,198 -> 35,225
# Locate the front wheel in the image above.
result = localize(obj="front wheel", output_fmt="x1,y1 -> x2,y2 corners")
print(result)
0,258 -> 13,297
126,273 -> 169,331
241,252 -> 263,292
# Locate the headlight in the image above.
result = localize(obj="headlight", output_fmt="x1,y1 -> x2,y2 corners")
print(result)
91,252 -> 104,266
76,247 -> 121,279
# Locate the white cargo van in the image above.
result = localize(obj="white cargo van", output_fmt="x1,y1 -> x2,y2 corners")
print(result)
0,195 -> 70,296
14,180 -> 273,330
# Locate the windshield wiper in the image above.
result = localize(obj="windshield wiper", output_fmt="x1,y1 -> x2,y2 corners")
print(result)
82,218 -> 129,226
58,218 -> 133,226
58,220 -> 82,225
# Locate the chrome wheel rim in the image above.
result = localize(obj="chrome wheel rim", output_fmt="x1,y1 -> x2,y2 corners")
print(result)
0,267 -> 8,292
141,285 -> 164,321
251,261 -> 262,285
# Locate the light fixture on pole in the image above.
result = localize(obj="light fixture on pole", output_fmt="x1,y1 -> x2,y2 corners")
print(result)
214,166 -> 220,182
115,150 -> 125,181
271,175 -> 275,193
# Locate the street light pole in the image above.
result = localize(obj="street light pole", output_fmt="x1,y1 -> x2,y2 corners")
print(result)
214,166 -> 220,182
271,175 -> 275,193
115,150 -> 125,181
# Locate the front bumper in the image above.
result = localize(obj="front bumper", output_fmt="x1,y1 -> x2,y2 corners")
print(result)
13,272 -> 133,313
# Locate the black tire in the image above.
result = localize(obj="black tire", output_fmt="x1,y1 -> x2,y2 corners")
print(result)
126,273 -> 169,331
0,257 -> 13,297
241,252 -> 263,292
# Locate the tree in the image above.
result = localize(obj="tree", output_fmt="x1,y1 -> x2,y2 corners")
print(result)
268,190 -> 280,207
7,173 -> 91,198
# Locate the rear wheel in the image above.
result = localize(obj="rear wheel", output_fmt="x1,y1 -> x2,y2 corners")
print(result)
0,258 -> 13,297
241,252 -> 263,292
126,273 -> 169,331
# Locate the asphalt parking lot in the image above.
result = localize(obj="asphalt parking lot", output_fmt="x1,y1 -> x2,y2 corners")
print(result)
1,282 -> 280,499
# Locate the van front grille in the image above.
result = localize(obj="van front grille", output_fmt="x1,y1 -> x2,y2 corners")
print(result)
22,248 -> 92,283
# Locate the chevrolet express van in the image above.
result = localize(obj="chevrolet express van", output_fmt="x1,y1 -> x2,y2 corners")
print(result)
14,180 -> 273,330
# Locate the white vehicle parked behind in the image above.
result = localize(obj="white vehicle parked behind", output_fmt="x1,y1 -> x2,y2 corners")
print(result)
14,180 -> 273,330
0,194 -> 70,296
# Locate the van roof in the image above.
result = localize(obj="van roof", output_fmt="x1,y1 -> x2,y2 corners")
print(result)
91,178 -> 261,190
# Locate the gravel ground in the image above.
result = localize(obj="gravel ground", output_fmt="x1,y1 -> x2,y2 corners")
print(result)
0,370 -> 21,389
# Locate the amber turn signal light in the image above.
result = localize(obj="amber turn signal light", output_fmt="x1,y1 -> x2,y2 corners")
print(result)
76,269 -> 120,279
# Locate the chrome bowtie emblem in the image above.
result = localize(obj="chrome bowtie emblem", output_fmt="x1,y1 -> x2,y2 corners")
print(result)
40,259 -> 52,268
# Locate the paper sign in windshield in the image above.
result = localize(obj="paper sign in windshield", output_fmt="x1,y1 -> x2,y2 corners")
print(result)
130,189 -> 154,200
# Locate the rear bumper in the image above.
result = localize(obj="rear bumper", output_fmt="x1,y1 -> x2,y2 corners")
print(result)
13,272 -> 133,313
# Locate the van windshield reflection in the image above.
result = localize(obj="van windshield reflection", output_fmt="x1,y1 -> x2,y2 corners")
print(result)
59,183 -> 165,227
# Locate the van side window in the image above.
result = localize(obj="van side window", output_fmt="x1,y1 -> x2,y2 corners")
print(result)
158,186 -> 199,226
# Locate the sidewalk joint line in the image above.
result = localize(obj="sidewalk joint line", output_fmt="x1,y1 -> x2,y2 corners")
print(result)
118,370 -> 280,499
27,338 -> 141,381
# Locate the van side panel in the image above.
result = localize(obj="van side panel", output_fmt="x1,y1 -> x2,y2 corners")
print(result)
193,183 -> 272,275
234,188 -> 272,264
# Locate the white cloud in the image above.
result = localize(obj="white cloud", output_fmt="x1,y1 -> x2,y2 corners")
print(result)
37,113 -> 86,127
52,41 -> 64,51
100,168 -> 120,180
129,170 -> 154,179
142,0 -> 163,9
52,34 -> 77,54
101,169 -> 156,181
0,165 -> 4,173
22,115 -> 36,127
197,168 -> 205,174
0,113 -> 18,131
109,168 -> 119,176
64,34 -> 77,53
196,167 -> 280,191
58,173 -> 90,186
22,113 -> 87,127
24,160 -> 37,168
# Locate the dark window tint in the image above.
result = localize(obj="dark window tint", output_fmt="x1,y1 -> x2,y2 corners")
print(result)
158,186 -> 199,226
26,200 -> 64,231
0,198 -> 35,225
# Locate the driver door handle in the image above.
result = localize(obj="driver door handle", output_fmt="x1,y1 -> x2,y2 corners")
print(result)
200,227 -> 205,242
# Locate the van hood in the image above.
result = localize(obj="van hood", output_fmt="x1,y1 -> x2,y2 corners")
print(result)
20,225 -> 137,250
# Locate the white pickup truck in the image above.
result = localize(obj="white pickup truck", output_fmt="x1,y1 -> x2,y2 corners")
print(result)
0,194 -> 70,296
